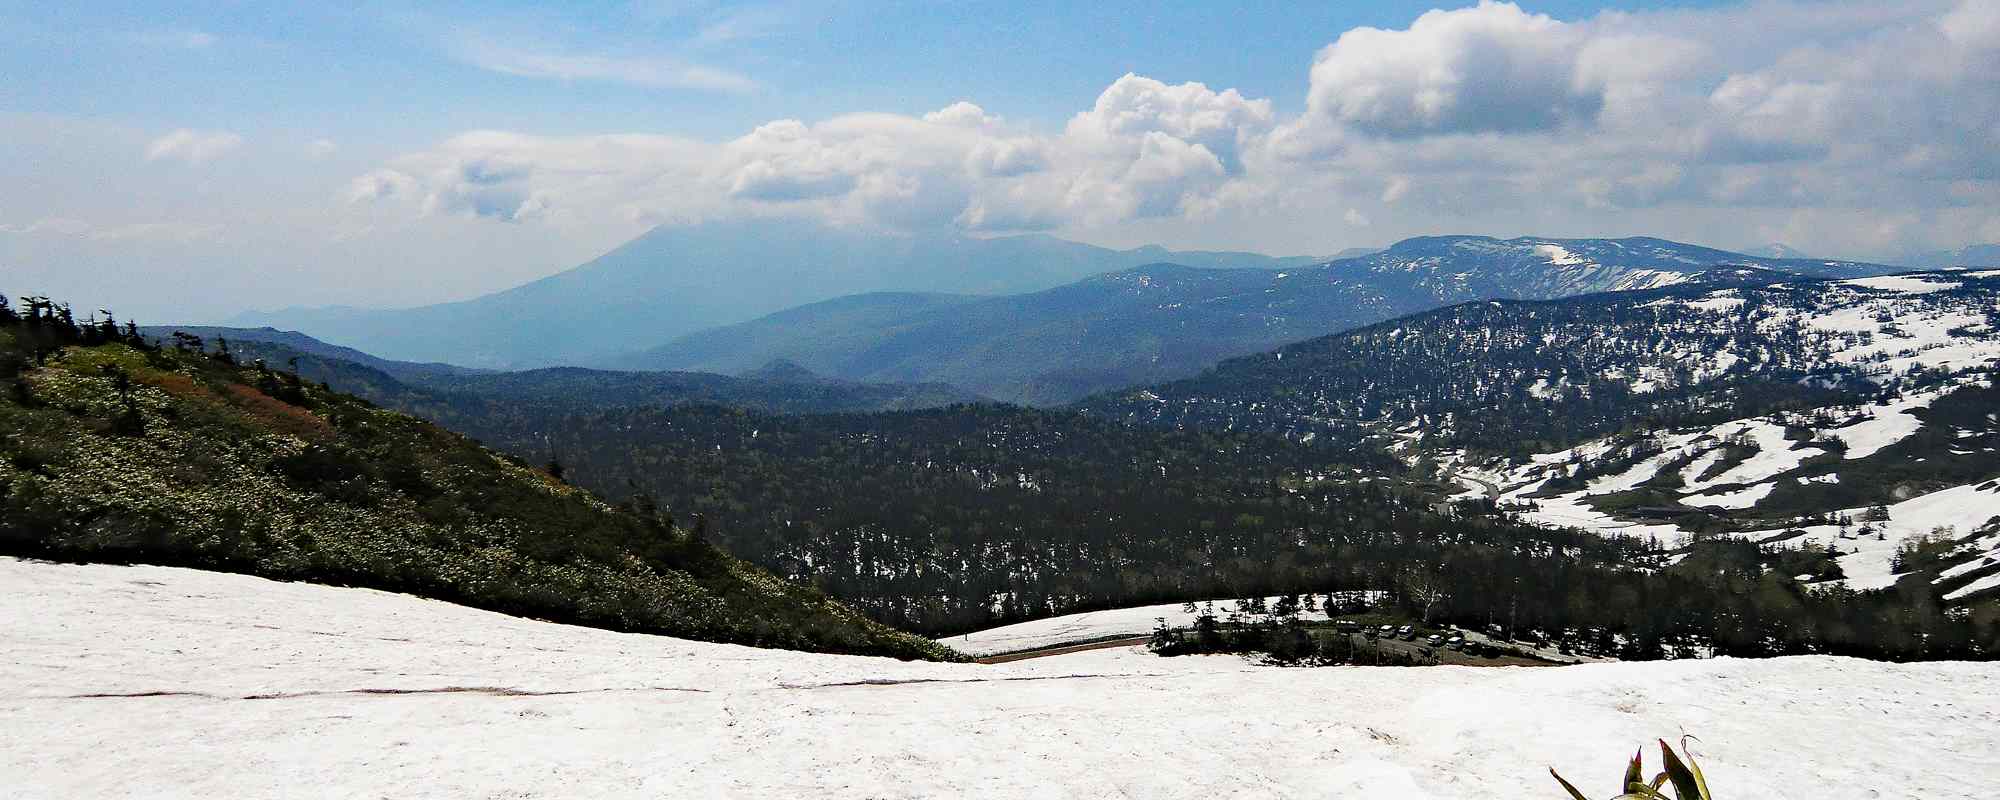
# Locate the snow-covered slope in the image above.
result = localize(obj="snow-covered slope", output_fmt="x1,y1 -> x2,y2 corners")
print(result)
1340,234 -> 1887,304
5,558 -> 1998,799
1452,373 -> 2000,598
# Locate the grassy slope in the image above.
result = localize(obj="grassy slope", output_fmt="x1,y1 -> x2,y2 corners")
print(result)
0,325 -> 958,661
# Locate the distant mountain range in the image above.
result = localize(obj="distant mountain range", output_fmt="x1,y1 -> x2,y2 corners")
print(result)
1748,243 -> 1811,259
1901,244 -> 2000,269
229,217 -> 1318,369
615,235 -> 1896,404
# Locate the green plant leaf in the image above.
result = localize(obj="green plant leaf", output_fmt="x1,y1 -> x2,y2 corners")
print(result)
1625,747 -> 1645,790
1550,768 -> 1590,800
1658,739 -> 1706,800
1679,737 -> 1712,800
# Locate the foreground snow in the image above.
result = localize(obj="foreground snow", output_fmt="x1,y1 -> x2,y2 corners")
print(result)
4,559 -> 1998,799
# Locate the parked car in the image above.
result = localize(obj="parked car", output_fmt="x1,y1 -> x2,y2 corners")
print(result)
1426,634 -> 1444,647
1396,625 -> 1415,639
1378,625 -> 1396,639
1446,637 -> 1465,651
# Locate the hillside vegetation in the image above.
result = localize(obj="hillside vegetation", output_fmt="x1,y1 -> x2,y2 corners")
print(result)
1084,271 -> 1999,454
0,295 -> 957,661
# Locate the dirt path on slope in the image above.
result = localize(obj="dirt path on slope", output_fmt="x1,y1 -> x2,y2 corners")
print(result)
974,636 -> 1153,664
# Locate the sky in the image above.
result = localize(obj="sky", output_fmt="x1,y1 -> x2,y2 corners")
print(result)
1,0 -> 1996,322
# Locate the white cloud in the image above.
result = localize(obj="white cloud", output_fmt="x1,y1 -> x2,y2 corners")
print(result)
0,217 -> 92,236
1298,2 -> 1607,138
449,34 -> 758,92
693,5 -> 795,44
144,129 -> 243,165
349,1 -> 2000,258
351,76 -> 1280,235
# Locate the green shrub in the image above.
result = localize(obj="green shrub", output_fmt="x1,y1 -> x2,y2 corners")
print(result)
1553,738 -> 1713,800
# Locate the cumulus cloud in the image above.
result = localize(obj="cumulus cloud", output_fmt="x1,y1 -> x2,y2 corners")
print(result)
352,76 -> 1279,234
144,129 -> 243,164
1299,2 -> 1606,137
350,1 -> 2000,257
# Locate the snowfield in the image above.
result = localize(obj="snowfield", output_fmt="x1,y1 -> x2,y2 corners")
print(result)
5,558 -> 1999,799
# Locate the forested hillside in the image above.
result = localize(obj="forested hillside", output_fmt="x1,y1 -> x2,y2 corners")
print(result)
0,295 -> 955,660
1084,271 -> 2000,455
238,335 -> 1995,656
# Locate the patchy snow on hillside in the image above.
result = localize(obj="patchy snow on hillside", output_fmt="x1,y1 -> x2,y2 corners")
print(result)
1684,482 -> 1776,509
1533,242 -> 1588,266
5,558 -> 1998,799
1831,393 -> 1932,459
1734,481 -> 2000,590
1454,375 -> 1998,594
1687,421 -> 1806,490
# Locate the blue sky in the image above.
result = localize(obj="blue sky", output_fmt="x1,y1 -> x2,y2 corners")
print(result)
1,1 -> 1995,321
5,1 -> 1736,140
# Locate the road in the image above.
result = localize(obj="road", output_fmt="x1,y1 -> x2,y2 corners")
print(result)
972,636 -> 1155,664
1320,632 -> 1553,667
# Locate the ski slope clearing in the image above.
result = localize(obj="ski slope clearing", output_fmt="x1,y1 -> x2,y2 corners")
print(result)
5,558 -> 1999,799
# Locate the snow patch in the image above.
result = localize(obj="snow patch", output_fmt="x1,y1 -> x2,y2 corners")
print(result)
1841,275 -> 1962,294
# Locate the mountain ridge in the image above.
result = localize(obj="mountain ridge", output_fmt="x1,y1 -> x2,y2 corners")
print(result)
617,235 -> 1896,404
228,218 -> 1317,369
